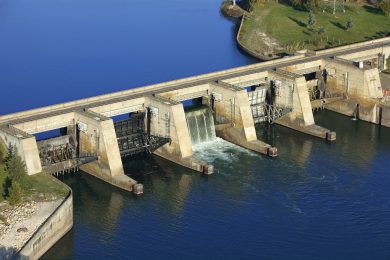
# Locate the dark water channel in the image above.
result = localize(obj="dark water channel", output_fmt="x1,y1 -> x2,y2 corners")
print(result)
43,111 -> 390,259
1,0 -> 390,259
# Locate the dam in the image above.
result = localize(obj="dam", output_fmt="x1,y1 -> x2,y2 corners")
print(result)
1,37 -> 390,194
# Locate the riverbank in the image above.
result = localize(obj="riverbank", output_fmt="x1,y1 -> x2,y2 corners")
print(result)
237,2 -> 390,59
220,1 -> 248,18
0,199 -> 62,259
0,140 -> 71,259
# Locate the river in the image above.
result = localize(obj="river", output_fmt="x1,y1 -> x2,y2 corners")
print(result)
1,0 -> 390,259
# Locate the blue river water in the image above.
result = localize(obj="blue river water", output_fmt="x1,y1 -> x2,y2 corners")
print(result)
1,0 -> 390,259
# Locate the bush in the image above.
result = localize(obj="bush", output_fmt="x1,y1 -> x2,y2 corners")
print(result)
8,181 -> 23,205
6,146 -> 27,182
0,140 -> 6,164
380,0 -> 390,16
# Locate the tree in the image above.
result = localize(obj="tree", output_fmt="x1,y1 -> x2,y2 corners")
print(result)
290,0 -> 303,7
6,146 -> 27,182
317,26 -> 325,35
307,11 -> 316,28
380,0 -> 390,16
346,17 -> 353,30
8,181 -> 22,205
305,0 -> 322,11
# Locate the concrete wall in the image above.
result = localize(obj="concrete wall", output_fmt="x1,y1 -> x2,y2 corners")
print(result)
212,83 -> 257,141
281,60 -> 323,75
0,127 -> 42,175
17,188 -> 73,260
13,112 -> 75,134
336,45 -> 390,70
381,106 -> 390,127
89,97 -> 145,118
323,59 -> 382,99
158,84 -> 210,101
364,68 -> 383,99
145,96 -> 193,159
221,71 -> 268,88
75,111 -> 136,191
268,70 -> 315,126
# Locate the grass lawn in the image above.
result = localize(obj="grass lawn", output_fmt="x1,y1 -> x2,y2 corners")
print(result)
20,173 -> 69,200
240,2 -> 390,54
1,170 -> 69,202
0,141 -> 68,203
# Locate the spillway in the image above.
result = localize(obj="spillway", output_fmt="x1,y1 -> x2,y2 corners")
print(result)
185,107 -> 216,145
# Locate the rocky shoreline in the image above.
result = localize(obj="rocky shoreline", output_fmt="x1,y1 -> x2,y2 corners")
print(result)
220,1 -> 248,18
0,198 -> 62,259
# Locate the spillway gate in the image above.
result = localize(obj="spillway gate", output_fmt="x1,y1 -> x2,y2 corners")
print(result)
114,111 -> 170,157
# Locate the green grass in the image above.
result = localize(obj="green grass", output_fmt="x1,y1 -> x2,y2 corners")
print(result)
0,153 -> 68,203
240,2 -> 390,54
0,140 -> 68,203
20,173 -> 69,200
1,171 -> 69,202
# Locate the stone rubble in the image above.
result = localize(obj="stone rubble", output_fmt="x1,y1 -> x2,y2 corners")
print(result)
0,199 -> 62,259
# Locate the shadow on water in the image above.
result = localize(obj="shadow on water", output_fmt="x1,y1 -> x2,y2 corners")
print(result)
41,109 -> 390,259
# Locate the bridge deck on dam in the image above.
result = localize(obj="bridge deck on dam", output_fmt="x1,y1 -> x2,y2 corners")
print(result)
1,37 -> 390,127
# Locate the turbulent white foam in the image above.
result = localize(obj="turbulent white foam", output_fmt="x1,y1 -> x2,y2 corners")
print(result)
192,137 -> 258,163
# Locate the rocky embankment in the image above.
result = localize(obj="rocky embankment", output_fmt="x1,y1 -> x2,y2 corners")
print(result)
0,199 -> 62,259
221,1 -> 248,18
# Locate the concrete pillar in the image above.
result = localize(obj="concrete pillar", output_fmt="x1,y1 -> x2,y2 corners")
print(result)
269,71 -> 335,140
146,96 -> 213,174
0,125 -> 42,175
211,82 -> 277,156
74,111 -> 138,192
291,77 -> 315,126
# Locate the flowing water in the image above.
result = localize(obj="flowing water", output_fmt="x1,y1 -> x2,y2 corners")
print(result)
1,0 -> 390,259
185,107 -> 216,145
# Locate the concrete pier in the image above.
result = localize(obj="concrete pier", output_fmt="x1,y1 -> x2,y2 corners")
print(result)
210,82 -> 277,156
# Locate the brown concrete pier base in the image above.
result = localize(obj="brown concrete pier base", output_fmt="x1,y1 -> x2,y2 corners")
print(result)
267,147 -> 278,157
275,116 -> 335,140
326,131 -> 337,141
203,164 -> 214,175
133,183 -> 144,195
153,150 -> 214,175
80,163 -> 137,192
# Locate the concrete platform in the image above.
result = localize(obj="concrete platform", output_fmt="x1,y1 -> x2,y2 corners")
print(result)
275,116 -> 335,141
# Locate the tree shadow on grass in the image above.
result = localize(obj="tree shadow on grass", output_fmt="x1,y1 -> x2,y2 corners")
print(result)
288,16 -> 307,28
363,5 -> 383,15
376,31 -> 390,37
364,31 -> 390,40
330,21 -> 346,30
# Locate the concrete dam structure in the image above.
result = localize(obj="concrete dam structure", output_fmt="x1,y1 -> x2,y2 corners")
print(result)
1,37 -> 390,194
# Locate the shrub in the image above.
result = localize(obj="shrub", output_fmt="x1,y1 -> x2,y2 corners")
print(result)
307,11 -> 316,28
6,146 -> 27,182
346,17 -> 353,30
380,0 -> 390,16
8,181 -> 23,205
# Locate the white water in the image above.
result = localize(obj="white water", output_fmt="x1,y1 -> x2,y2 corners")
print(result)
192,137 -> 258,164
185,107 -> 216,145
